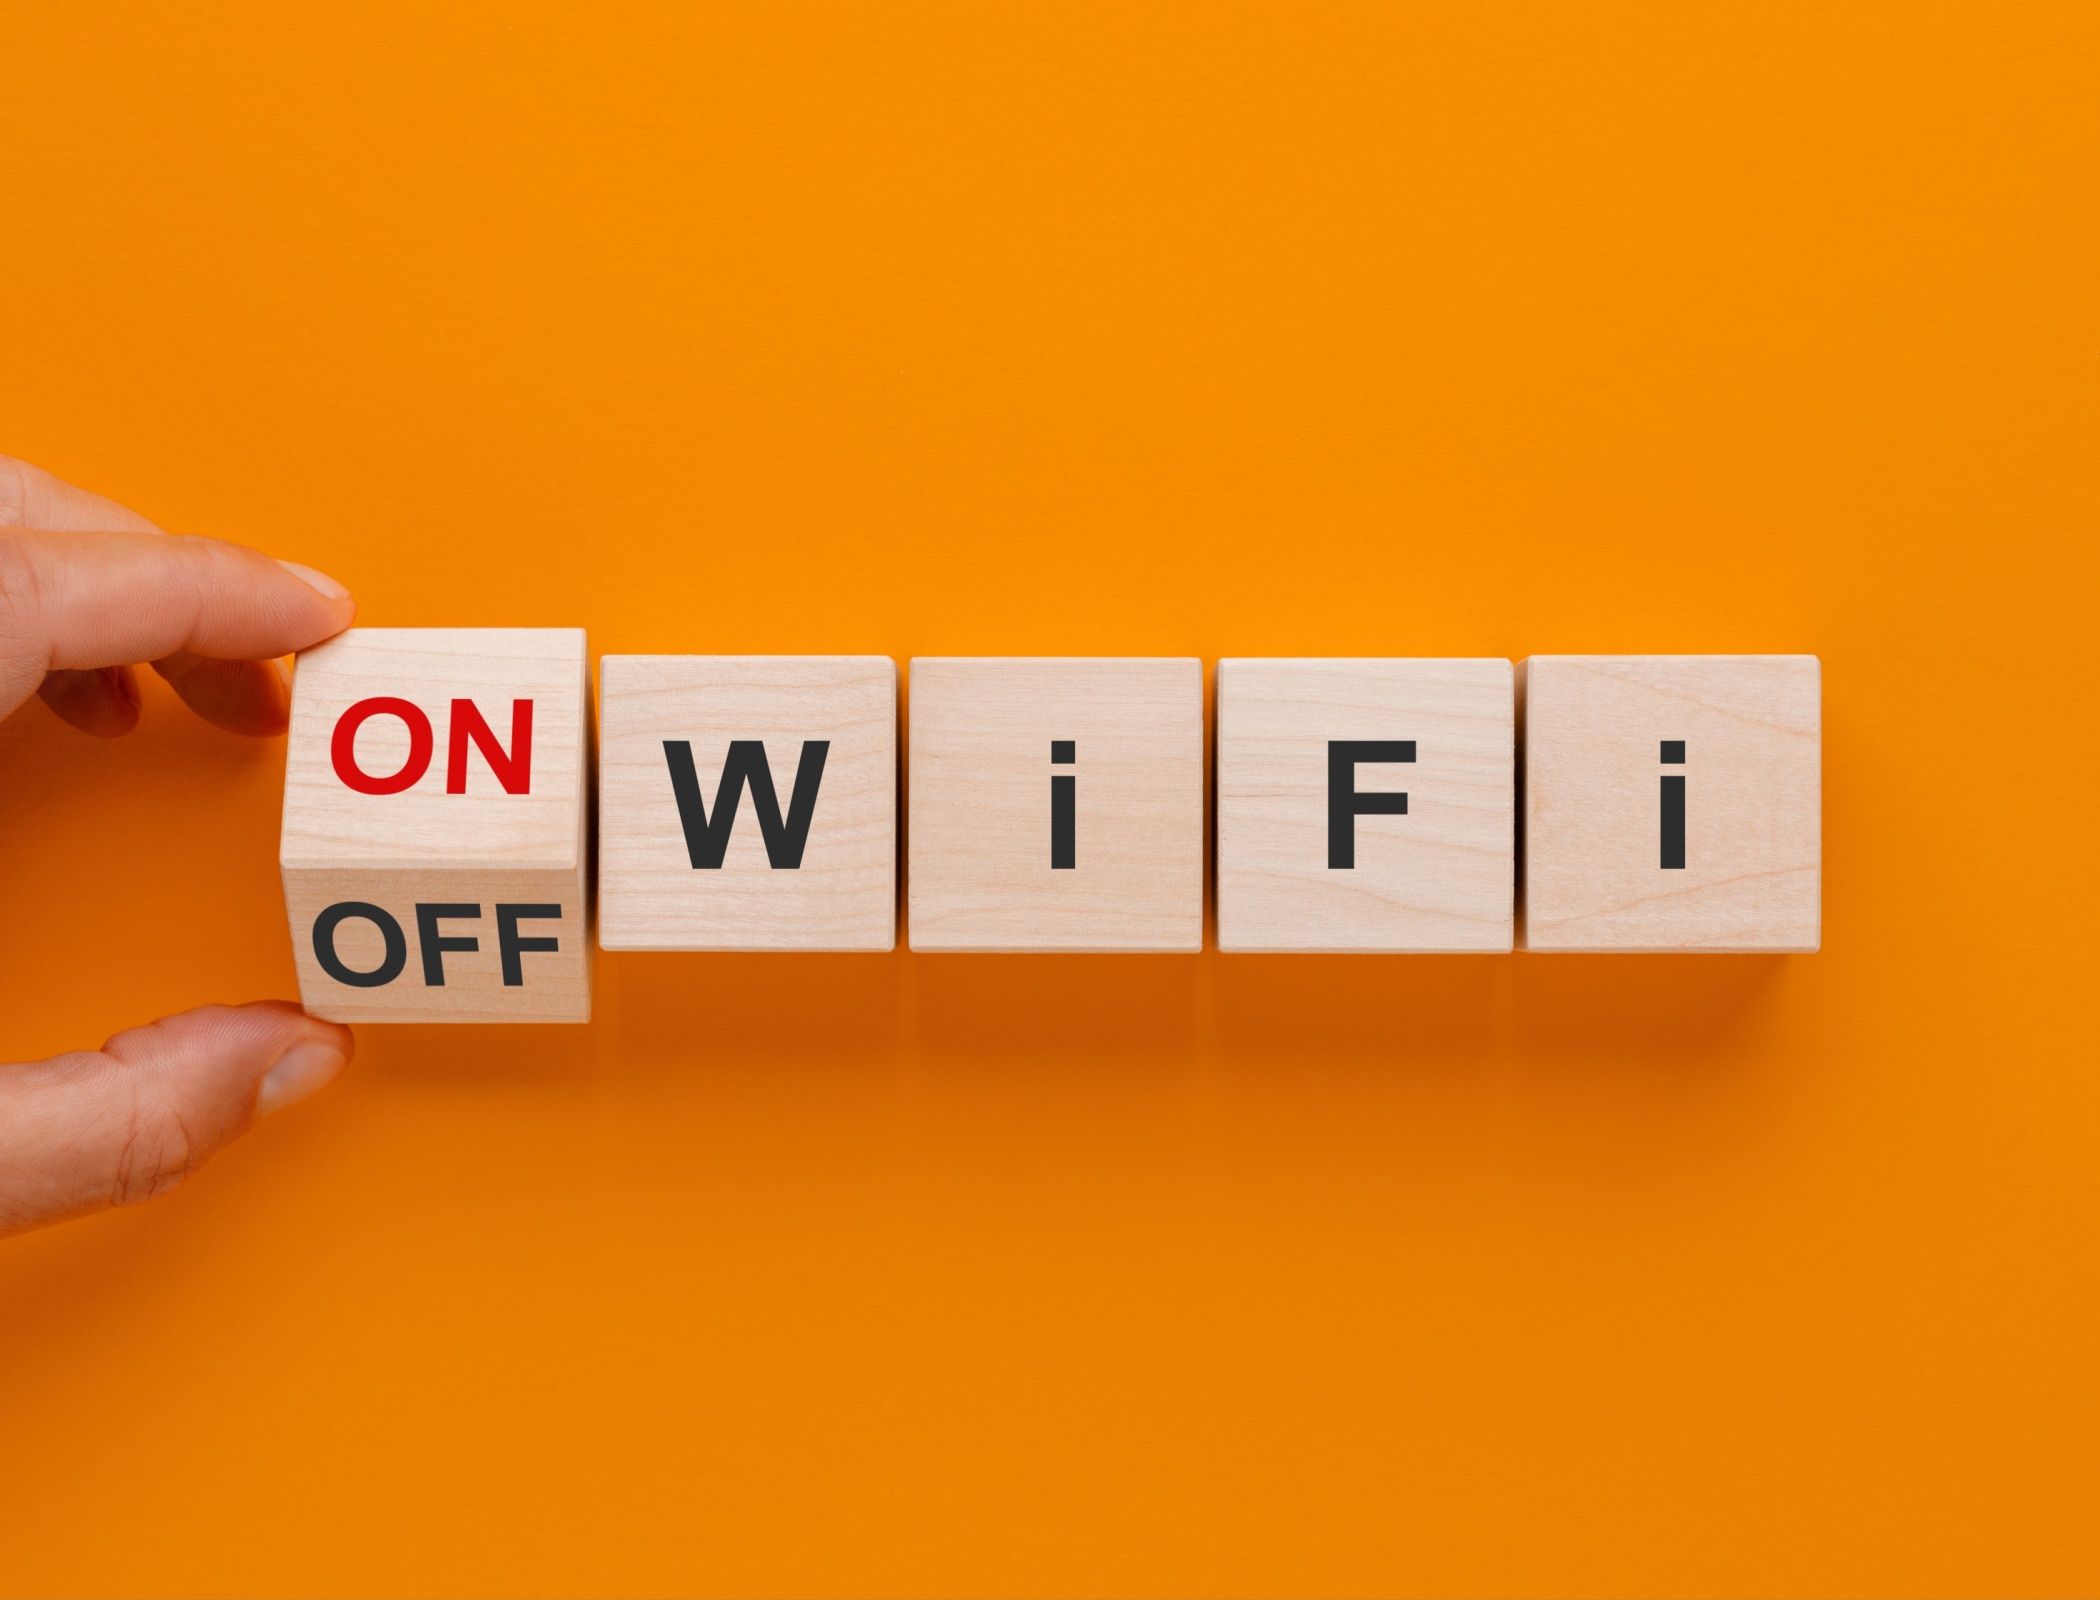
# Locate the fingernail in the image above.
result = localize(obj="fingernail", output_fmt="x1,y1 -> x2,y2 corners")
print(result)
276,559 -> 351,602
257,1039 -> 348,1116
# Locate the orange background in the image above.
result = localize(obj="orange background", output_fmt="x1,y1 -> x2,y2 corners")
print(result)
2,4 -> 2095,1596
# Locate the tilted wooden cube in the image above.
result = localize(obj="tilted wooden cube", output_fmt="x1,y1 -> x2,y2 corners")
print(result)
907,657 -> 1203,952
1520,654 -> 1821,952
597,655 -> 896,951
1217,658 -> 1514,952
279,628 -> 591,1021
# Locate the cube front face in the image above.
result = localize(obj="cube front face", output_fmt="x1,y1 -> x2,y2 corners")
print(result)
280,628 -> 591,1022
907,658 -> 1203,952
597,656 -> 896,951
1217,659 -> 1514,952
1520,655 -> 1821,952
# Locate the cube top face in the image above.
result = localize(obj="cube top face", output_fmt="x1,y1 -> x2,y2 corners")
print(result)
597,655 -> 897,952
1521,654 -> 1821,953
281,628 -> 587,871
1217,658 -> 1514,953
280,628 -> 590,1023
907,657 -> 1203,953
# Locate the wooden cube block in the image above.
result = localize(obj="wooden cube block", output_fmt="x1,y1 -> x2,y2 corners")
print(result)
1216,658 -> 1513,952
279,628 -> 591,1021
908,658 -> 1202,952
597,656 -> 896,951
1520,654 -> 1821,952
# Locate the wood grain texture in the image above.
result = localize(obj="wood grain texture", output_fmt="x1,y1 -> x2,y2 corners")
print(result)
907,657 -> 1202,952
1217,658 -> 1513,952
597,655 -> 896,952
1520,654 -> 1821,952
279,627 -> 591,1021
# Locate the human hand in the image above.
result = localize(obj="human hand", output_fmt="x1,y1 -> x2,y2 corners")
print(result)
1,455 -> 358,1237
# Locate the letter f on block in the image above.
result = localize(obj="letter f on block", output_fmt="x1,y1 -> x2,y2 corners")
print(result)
1328,740 -> 1415,868
662,740 -> 830,868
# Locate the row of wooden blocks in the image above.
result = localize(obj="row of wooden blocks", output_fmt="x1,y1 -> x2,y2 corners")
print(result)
281,631 -> 1821,1021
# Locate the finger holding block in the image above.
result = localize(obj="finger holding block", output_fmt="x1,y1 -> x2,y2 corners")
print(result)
907,658 -> 1203,953
1519,654 -> 1821,952
597,655 -> 897,951
279,628 -> 592,1021
1217,658 -> 1514,952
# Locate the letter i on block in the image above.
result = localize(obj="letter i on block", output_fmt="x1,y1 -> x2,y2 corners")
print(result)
279,628 -> 592,1021
1216,659 -> 1514,951
596,656 -> 896,950
1519,655 -> 1821,952
907,658 -> 1203,952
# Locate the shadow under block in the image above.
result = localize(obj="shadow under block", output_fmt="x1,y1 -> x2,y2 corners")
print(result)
1519,654 -> 1821,952
907,657 -> 1203,952
1216,658 -> 1514,952
279,628 -> 591,1022
597,656 -> 896,951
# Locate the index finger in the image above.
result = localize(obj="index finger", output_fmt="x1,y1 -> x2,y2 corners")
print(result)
0,528 -> 354,720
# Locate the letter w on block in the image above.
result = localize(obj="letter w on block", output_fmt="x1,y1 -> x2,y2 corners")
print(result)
662,740 -> 829,868
597,656 -> 897,952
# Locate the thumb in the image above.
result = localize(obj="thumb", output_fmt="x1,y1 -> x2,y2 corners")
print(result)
0,1002 -> 353,1238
